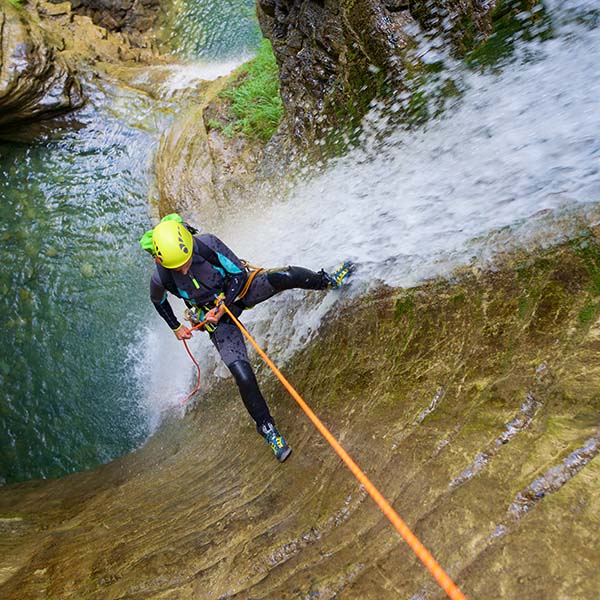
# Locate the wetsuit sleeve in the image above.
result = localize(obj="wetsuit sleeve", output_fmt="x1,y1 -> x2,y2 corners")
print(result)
201,234 -> 247,307
150,271 -> 181,330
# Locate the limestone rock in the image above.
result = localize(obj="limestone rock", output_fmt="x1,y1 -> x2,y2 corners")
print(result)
0,239 -> 599,598
0,1 -> 84,129
154,76 -> 270,225
156,104 -> 221,221
57,0 -> 164,36
256,0 -> 496,145
37,0 -> 71,17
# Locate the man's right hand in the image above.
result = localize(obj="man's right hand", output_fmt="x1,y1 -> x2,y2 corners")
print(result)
174,324 -> 193,340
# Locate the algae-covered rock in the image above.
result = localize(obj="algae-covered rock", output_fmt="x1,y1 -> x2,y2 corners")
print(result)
0,0 -> 84,128
155,102 -> 222,219
0,0 -> 174,138
0,236 -> 599,598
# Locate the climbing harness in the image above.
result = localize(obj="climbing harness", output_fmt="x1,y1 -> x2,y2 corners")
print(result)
219,303 -> 468,600
177,293 -> 225,405
238,260 -> 264,300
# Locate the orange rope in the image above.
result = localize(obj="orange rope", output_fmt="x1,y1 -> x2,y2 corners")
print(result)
221,304 -> 467,600
181,339 -> 201,405
178,319 -> 209,406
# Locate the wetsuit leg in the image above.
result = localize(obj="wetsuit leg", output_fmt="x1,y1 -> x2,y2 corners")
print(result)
228,360 -> 273,429
267,266 -> 329,292
210,319 -> 272,429
241,267 -> 329,307
210,318 -> 249,366
209,266 -> 328,428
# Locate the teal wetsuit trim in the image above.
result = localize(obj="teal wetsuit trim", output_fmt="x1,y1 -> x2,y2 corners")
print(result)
217,252 -> 243,274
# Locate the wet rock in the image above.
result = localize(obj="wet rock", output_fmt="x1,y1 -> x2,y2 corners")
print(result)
1,237 -> 600,598
154,74 -> 280,224
0,2 -> 85,129
155,103 -> 222,222
0,0 -> 172,139
255,0 -> 497,145
37,1 -> 71,17
51,0 -> 165,36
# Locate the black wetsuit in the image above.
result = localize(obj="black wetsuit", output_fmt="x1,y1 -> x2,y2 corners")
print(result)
150,233 -> 330,430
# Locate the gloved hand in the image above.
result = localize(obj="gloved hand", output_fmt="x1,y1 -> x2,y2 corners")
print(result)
205,305 -> 225,325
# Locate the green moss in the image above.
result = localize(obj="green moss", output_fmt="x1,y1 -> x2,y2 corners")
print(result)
451,292 -> 466,306
405,88 -> 430,125
395,296 -> 416,321
572,237 -> 600,297
454,11 -> 486,56
466,0 -> 553,68
517,297 -> 530,319
318,2 -> 552,153
578,302 -> 600,325
320,47 -> 390,155
220,39 -> 283,142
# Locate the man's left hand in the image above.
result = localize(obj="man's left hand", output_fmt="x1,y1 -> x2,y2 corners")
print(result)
205,305 -> 225,324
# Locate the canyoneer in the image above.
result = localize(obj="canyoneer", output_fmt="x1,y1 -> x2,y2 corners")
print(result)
140,214 -> 353,462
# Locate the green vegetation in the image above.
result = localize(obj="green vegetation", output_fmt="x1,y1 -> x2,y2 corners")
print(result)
578,301 -> 600,324
573,237 -> 600,296
219,39 -> 283,142
324,46 -> 389,139
395,296 -> 416,321
570,235 -> 600,324
8,0 -> 24,7
466,0 -> 553,68
394,295 -> 418,335
387,1 -> 553,135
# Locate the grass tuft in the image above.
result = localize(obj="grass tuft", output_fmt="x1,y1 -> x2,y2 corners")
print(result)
220,39 -> 283,142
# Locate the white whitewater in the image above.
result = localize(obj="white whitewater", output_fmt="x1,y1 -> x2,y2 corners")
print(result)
142,0 -> 600,419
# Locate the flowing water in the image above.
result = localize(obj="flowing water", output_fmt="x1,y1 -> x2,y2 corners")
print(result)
0,0 -> 262,484
164,0 -> 261,60
0,2 -> 599,598
0,84 -> 166,484
2,0 -> 599,487
178,0 -> 600,376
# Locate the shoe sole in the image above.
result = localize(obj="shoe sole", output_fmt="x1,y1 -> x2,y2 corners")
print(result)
277,446 -> 292,462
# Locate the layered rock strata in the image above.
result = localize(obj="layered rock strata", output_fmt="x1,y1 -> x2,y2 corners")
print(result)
0,0 -> 171,136
0,1 -> 84,128
1,234 -> 599,598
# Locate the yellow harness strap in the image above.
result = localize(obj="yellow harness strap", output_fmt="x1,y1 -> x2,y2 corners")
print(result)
236,261 -> 288,302
237,263 -> 264,301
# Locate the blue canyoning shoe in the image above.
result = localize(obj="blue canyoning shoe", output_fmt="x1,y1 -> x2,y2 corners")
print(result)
259,422 -> 292,462
325,260 -> 356,289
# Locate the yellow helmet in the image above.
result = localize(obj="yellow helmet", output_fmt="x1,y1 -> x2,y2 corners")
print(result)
152,220 -> 193,269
